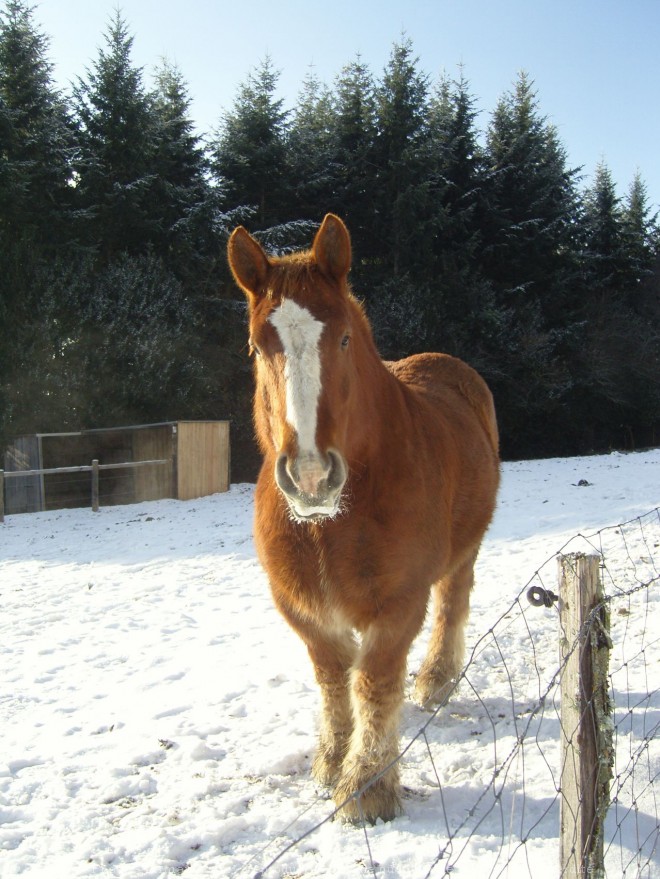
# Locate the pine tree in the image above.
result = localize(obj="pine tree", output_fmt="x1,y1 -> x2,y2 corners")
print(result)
211,56 -> 289,230
0,0 -> 74,246
72,10 -> 159,259
0,0 -> 76,449
374,37 -> 431,279
287,67 -> 337,220
61,13 -> 215,436
581,161 -> 632,295
573,163 -> 660,450
483,72 -> 579,313
425,70 -> 488,280
150,58 -> 218,275
331,55 -> 379,263
429,69 -> 483,223
620,171 -> 659,296
479,73 -> 582,455
422,70 -> 509,375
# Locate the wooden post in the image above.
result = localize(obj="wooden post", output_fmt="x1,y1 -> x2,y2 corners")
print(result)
0,470 -> 4,523
37,434 -> 45,512
171,424 -> 178,500
91,459 -> 99,512
558,552 -> 612,879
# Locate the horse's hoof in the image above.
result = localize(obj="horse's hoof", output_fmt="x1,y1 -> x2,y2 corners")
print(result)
312,750 -> 342,787
333,775 -> 402,824
413,673 -> 456,709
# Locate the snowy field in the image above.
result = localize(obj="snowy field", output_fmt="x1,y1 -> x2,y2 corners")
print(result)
1,449 -> 659,878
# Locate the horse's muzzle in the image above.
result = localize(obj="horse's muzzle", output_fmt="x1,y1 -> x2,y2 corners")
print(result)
275,449 -> 347,522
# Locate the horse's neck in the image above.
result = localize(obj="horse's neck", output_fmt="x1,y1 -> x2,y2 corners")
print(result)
350,351 -> 408,461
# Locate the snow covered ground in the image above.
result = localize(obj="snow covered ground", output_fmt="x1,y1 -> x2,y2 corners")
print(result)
1,449 -> 659,878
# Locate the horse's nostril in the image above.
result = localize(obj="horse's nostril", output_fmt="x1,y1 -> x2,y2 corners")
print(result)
326,449 -> 348,493
275,454 -> 298,497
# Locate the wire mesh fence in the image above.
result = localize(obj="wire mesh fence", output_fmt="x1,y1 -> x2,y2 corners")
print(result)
236,507 -> 660,878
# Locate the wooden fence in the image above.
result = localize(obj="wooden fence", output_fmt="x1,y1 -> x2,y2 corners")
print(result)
0,459 -> 169,523
2,421 -> 230,516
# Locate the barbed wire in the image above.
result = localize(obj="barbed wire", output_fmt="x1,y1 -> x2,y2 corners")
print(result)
236,507 -> 660,879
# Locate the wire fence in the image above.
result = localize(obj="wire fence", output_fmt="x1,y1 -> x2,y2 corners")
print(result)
236,507 -> 660,879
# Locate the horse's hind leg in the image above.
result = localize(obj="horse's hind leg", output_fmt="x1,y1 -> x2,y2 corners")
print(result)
413,555 -> 475,708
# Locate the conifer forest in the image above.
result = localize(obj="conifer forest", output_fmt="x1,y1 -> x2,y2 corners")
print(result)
1,1 -> 659,480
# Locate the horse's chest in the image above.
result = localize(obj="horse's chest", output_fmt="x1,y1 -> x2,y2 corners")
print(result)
312,525 -> 434,629
312,545 -> 382,630
265,528 -> 382,626
258,493 -> 442,630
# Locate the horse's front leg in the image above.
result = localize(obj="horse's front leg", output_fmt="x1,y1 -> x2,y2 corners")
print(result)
334,605 -> 425,823
302,627 -> 358,787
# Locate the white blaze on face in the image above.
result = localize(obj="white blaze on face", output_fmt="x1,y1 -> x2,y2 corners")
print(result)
269,299 -> 324,456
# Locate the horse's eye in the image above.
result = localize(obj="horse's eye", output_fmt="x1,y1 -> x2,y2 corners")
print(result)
341,334 -> 350,350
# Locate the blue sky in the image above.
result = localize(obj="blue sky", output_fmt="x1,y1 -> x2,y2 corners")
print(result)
34,0 -> 660,209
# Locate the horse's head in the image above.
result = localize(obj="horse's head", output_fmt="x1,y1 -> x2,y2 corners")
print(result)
228,214 -> 363,523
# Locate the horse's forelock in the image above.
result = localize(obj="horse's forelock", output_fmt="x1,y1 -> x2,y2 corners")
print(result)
266,252 -> 346,308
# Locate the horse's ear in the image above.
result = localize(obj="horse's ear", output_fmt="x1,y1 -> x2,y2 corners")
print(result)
227,226 -> 270,302
313,214 -> 351,281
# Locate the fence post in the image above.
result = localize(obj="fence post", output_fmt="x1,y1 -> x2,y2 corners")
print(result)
558,552 -> 612,879
0,470 -> 4,523
91,459 -> 99,512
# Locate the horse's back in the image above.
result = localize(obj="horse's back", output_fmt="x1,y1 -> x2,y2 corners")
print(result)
386,352 -> 499,456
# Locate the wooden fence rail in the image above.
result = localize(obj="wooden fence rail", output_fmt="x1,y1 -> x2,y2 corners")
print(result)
0,459 -> 169,522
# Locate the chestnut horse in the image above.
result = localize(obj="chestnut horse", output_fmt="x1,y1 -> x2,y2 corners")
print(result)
228,214 -> 499,823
